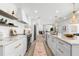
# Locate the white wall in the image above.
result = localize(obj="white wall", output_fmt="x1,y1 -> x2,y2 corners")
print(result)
16,8 -> 22,21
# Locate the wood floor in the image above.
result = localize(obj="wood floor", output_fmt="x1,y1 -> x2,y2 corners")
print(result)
25,34 -> 53,56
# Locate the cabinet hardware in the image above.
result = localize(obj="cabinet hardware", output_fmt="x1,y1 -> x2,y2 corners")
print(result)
58,48 -> 64,54
15,44 -> 21,48
59,41 -> 64,45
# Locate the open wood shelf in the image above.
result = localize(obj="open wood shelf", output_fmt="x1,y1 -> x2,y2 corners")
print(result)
18,20 -> 27,24
0,10 -> 18,20
0,9 -> 28,26
0,23 -> 18,27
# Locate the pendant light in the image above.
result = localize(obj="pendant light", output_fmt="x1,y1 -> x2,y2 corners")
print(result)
71,3 -> 77,24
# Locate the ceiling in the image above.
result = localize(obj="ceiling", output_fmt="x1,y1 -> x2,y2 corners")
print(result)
15,3 -> 79,25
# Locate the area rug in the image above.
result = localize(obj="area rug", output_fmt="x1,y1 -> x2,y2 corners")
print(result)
33,35 -> 47,56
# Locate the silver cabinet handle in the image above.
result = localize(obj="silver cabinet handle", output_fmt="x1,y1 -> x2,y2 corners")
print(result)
15,44 -> 21,48
58,48 -> 64,54
59,41 -> 64,45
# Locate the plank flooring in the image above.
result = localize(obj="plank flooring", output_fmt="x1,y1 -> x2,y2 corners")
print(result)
25,34 -> 53,56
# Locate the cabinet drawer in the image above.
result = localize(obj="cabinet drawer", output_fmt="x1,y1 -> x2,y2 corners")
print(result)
57,39 -> 70,49
56,48 -> 64,56
4,40 -> 22,56
4,42 -> 17,56
57,40 -> 71,56
56,46 -> 65,56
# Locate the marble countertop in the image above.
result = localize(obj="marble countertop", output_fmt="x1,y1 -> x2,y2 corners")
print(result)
47,32 -> 79,45
0,35 -> 27,47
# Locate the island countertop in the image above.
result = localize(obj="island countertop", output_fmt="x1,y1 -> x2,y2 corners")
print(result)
0,35 -> 27,47
47,32 -> 79,45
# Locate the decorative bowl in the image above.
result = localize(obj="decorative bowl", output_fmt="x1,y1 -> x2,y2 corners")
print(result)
64,34 -> 74,38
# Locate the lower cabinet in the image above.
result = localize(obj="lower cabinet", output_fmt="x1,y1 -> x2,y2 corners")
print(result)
56,39 -> 71,56
4,41 -> 18,56
0,36 -> 27,56
22,37 -> 27,55
47,35 -> 57,55
47,34 -> 71,56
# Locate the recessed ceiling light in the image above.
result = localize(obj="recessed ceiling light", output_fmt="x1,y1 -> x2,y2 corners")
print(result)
63,17 -> 66,19
56,10 -> 59,13
34,10 -> 38,14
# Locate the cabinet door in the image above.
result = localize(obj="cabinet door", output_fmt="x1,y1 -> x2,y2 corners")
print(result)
14,37 -> 27,56
4,39 -> 23,56
72,46 -> 79,56
47,35 -> 57,55
47,35 -> 53,49
22,37 -> 27,55
4,41 -> 18,56
15,40 -> 23,56
50,37 -> 57,55
56,39 -> 71,56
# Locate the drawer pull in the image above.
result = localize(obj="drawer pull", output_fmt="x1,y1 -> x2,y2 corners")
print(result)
58,48 -> 64,54
59,41 -> 64,45
15,44 -> 21,48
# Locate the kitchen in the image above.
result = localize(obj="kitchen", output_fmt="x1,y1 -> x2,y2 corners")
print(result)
0,3 -> 79,56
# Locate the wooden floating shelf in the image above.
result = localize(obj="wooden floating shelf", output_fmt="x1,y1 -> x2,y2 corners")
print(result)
0,23 -> 18,27
18,20 -> 27,24
0,9 -> 28,26
0,10 -> 18,20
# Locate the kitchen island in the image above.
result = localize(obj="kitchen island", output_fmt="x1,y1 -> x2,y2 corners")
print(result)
0,35 -> 27,56
47,32 -> 79,56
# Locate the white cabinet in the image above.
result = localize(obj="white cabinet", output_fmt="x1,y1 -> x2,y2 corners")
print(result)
47,34 -> 57,55
47,34 -> 52,50
15,39 -> 23,56
4,41 -> 16,56
47,33 -> 71,56
22,36 -> 27,55
4,39 -> 22,56
50,36 -> 57,55
47,33 -> 79,56
72,46 -> 79,56
0,35 -> 27,56
56,39 -> 71,56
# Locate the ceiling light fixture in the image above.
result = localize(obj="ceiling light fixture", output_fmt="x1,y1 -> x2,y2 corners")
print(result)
56,10 -> 59,14
71,3 -> 77,24
34,10 -> 38,14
